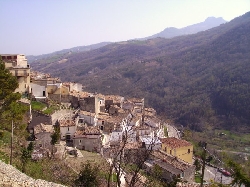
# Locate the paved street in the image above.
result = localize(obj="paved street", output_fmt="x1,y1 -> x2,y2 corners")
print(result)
204,165 -> 232,185
165,123 -> 180,138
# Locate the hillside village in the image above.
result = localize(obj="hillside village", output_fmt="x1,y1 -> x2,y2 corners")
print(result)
1,54 -> 208,186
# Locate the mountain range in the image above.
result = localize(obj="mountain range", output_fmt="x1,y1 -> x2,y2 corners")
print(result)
27,17 -> 226,62
137,17 -> 226,40
29,12 -> 250,132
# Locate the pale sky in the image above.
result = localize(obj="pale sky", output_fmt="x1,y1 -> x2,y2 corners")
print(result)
0,0 -> 249,55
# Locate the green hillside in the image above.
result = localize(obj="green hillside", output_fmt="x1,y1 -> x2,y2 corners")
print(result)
30,12 -> 250,132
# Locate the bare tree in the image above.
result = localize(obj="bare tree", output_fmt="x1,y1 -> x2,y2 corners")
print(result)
106,117 -> 157,187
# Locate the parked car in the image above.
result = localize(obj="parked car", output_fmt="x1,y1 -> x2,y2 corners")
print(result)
218,168 -> 231,176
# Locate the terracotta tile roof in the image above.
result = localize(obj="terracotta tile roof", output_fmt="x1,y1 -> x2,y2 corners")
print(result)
59,119 -> 76,127
144,107 -> 156,116
80,110 -> 95,116
104,95 -> 123,103
62,82 -> 70,86
153,150 -> 192,172
176,182 -> 209,187
160,137 -> 192,148
124,142 -> 142,149
129,97 -> 144,103
74,126 -> 100,135
69,90 -> 92,98
34,123 -> 54,134
96,113 -> 124,124
134,124 -> 151,130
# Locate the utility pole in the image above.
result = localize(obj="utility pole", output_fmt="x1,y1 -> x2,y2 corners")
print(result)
200,141 -> 207,187
10,120 -> 13,165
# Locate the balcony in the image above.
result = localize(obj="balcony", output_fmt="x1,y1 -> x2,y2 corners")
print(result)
10,69 -> 29,77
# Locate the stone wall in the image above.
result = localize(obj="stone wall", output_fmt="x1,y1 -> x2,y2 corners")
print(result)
48,94 -> 70,103
79,97 -> 95,112
0,160 -> 66,187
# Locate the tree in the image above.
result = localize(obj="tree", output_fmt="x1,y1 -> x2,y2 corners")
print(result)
74,161 -> 100,187
50,124 -> 60,157
194,159 -> 201,172
0,59 -> 21,129
21,142 -> 34,172
227,160 -> 250,186
106,119 -> 157,187
0,58 -> 28,165
145,164 -> 166,187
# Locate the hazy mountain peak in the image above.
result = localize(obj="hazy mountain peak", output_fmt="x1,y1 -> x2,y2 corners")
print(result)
205,16 -> 225,22
140,16 -> 227,40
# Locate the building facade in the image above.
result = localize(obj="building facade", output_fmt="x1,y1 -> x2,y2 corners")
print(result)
1,54 -> 30,94
161,137 -> 193,164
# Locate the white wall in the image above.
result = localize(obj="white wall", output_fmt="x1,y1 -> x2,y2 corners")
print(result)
30,83 -> 46,97
70,83 -> 82,92
60,125 -> 76,140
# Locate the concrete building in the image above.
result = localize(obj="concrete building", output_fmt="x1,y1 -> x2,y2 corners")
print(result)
1,54 -> 30,94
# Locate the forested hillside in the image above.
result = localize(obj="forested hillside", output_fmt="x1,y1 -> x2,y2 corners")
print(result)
30,12 -> 250,132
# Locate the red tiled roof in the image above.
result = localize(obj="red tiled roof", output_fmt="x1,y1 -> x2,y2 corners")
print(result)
153,150 -> 192,171
160,137 -> 192,148
74,126 -> 100,135
59,119 -> 75,127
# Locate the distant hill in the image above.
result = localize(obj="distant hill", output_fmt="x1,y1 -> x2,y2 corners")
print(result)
27,42 -> 112,63
137,17 -> 226,40
28,17 -> 225,64
30,12 -> 250,132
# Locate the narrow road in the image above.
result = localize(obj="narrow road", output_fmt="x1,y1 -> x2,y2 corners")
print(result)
204,165 -> 232,184
165,123 -> 180,138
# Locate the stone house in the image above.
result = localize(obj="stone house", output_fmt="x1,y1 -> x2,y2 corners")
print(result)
78,111 -> 96,126
78,95 -> 104,114
144,117 -> 161,128
1,54 -> 31,94
96,113 -> 124,133
109,129 -> 123,146
145,150 -> 195,182
63,82 -> 83,92
129,98 -> 144,114
73,126 -> 101,152
139,136 -> 162,150
48,83 -> 70,103
59,117 -> 78,141
161,137 -> 193,164
30,83 -> 47,98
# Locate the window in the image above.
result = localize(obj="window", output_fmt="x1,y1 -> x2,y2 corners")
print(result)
68,127 -> 69,131
180,172 -> 184,178
170,150 -> 172,155
102,121 -> 104,125
188,149 -> 190,154
164,147 -> 167,152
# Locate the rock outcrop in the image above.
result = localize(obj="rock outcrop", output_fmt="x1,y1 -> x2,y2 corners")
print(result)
0,160 -> 66,187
